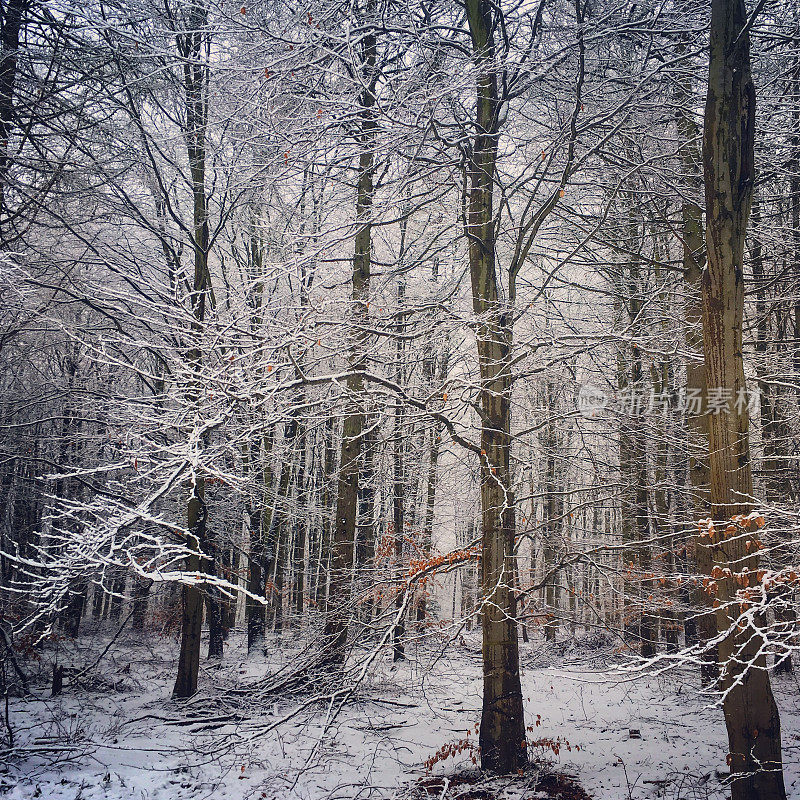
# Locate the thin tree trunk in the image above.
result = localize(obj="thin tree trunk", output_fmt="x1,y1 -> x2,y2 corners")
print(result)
417,415 -> 443,624
131,575 -> 152,632
322,13 -> 376,661
675,50 -> 717,678
266,437 -> 297,637
318,417 -> 337,612
247,426 -> 274,651
291,420 -> 308,621
751,199 -> 795,674
92,584 -> 103,620
272,536 -> 284,636
205,536 -> 224,659
355,420 -> 377,571
291,244 -> 312,621
221,547 -> 236,638
109,571 -> 125,622
392,281 -> 406,661
616,200 -> 656,658
542,412 -> 561,643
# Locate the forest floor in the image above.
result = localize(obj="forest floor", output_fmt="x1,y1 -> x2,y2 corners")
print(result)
3,626 -> 800,800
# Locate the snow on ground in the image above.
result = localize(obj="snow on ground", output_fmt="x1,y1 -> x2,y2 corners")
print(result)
3,629 -> 799,800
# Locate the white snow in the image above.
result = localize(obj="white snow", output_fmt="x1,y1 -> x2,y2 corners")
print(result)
4,630 -> 799,799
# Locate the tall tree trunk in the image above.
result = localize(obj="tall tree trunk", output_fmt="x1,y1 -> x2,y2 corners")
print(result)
417,360 -> 445,625
702,1 -> 786,794
291,246 -> 312,621
205,589 -> 224,658
751,199 -> 795,674
774,39 -> 800,673
173,480 -> 206,697
541,393 -> 562,643
652,351 -> 678,652
272,535 -> 284,636
675,51 -> 717,678
616,201 -> 656,658
416,424 -> 440,624
318,417 -> 337,612
466,0 -> 526,774
392,281 -> 407,661
173,0 -> 213,698
0,0 -> 28,237
247,426 -> 274,651
56,356 -> 86,638
244,230 -> 271,649
266,435 -> 297,638
109,571 -> 125,622
355,420 -> 377,573
92,584 -> 103,620
205,536 -> 224,659
291,416 -> 308,621
221,547 -> 236,638
460,520 -> 478,630
322,14 -> 376,662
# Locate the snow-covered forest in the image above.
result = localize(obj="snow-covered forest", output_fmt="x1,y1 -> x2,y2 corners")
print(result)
2,0 -> 800,797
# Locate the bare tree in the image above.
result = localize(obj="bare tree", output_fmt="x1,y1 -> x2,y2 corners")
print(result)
702,0 -> 786,794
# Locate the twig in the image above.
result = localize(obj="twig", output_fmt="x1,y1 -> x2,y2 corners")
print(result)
74,609 -> 135,680
0,623 -> 29,694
